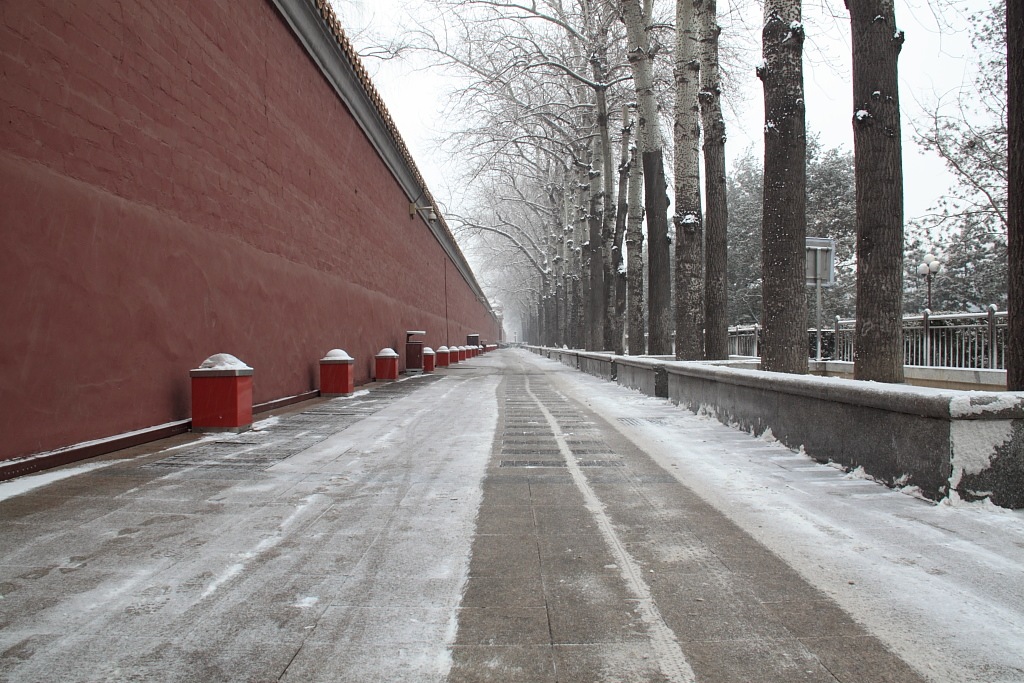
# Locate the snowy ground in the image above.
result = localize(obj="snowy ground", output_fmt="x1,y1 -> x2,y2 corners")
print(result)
536,351 -> 1024,683
0,374 -> 498,682
2,349 -> 1022,682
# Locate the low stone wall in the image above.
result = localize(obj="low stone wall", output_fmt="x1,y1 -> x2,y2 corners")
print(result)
577,352 -> 615,381
613,357 -> 667,398
527,346 -> 1024,508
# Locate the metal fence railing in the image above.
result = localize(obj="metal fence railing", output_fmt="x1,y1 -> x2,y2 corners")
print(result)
727,325 -> 760,358
728,305 -> 1008,370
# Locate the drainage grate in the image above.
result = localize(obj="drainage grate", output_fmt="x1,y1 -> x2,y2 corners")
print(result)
499,460 -> 566,468
576,460 -> 626,467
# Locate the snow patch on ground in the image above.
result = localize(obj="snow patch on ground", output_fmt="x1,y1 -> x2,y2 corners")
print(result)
0,461 -> 118,502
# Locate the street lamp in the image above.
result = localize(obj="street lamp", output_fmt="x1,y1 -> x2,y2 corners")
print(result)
916,253 -> 942,310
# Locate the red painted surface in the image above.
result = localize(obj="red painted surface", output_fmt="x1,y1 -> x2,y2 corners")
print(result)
423,352 -> 436,373
319,361 -> 354,396
191,376 -> 253,430
374,355 -> 399,381
436,349 -> 450,367
0,0 -> 500,461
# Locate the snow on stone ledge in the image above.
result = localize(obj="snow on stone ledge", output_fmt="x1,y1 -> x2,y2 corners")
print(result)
949,393 -> 1024,418
376,348 -> 399,358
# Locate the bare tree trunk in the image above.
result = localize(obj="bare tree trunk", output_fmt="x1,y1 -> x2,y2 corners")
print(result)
539,285 -> 549,346
758,0 -> 808,374
588,140 -> 605,350
574,167 -> 588,347
552,215 -> 566,346
572,161 -> 586,347
563,176 -> 580,349
591,50 -> 617,353
626,145 -> 647,354
699,0 -> 729,360
1008,0 -> 1023,390
545,286 -> 557,347
544,233 -> 556,347
623,0 -> 672,355
611,105 -> 633,355
674,0 -> 704,360
849,0 -> 906,383
567,275 -> 578,348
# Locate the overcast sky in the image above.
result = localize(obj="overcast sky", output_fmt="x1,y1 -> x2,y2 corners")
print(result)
336,0 -> 989,222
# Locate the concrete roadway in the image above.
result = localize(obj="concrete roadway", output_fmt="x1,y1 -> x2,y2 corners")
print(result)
0,349 -> 996,681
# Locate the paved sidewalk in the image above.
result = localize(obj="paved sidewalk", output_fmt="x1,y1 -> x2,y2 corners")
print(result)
1,349 -> 1021,682
446,356 -> 922,683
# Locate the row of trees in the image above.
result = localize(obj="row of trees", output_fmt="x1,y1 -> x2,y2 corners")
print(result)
389,0 -> 729,359
357,0 -> 1021,389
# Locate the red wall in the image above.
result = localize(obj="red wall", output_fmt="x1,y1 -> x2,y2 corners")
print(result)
0,0 -> 499,461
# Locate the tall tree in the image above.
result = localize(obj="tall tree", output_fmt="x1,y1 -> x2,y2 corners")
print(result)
590,42 -> 615,352
674,0 -> 704,360
611,104 -> 634,354
401,0 -> 636,350
758,0 -> 808,374
626,144 -> 647,354
587,136 -> 606,350
699,0 -> 730,360
1008,0 -> 1023,389
848,0 -> 906,383
623,0 -> 672,355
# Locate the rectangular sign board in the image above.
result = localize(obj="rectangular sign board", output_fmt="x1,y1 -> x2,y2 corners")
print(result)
805,237 -> 836,286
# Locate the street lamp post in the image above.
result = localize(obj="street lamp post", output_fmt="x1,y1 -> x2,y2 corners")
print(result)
916,253 -> 942,311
